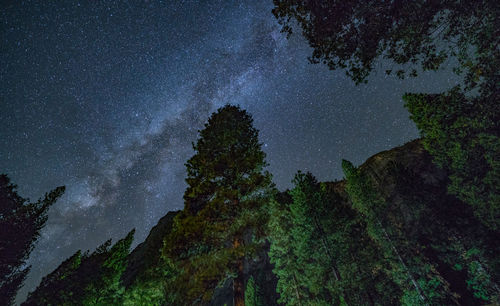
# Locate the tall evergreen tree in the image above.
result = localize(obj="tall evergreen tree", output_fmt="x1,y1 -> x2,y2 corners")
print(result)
268,192 -> 308,306
84,229 -> 135,305
288,172 -> 343,305
163,105 -> 273,305
269,172 -> 401,305
0,174 -> 65,306
122,211 -> 179,306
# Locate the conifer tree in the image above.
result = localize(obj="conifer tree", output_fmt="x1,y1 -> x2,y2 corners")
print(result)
321,182 -> 401,306
245,275 -> 265,306
268,192 -> 307,306
268,172 -> 402,305
84,229 -> 135,305
0,174 -> 65,306
288,172 -> 343,305
163,105 -> 273,305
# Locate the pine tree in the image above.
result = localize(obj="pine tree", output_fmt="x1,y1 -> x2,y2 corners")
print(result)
0,174 -> 65,306
84,229 -> 135,305
268,192 -> 306,306
288,172 -> 342,305
163,105 -> 273,305
319,181 -> 401,305
22,250 -> 83,305
268,172 -> 401,305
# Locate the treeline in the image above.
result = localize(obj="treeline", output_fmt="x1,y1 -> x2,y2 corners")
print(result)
18,102 -> 499,305
269,150 -> 499,305
23,230 -> 135,305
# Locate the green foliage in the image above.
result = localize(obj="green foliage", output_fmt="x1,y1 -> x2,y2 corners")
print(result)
272,0 -> 499,91
245,276 -> 265,306
162,105 -> 273,304
342,160 -> 462,305
268,193 -> 305,306
269,172 -> 402,305
85,229 -> 135,305
341,160 -> 386,219
122,265 -> 170,305
0,174 -> 65,306
404,90 -> 500,231
23,229 -> 135,306
121,211 -> 178,305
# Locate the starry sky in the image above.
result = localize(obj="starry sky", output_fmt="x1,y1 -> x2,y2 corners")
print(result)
0,1 -> 460,303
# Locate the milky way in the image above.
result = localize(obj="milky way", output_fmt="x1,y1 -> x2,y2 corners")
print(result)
0,1 -> 460,303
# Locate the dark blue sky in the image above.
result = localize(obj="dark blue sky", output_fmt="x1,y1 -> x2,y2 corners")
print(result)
0,1 -> 460,303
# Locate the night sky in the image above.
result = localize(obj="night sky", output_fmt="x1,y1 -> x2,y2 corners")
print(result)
1,1 -> 460,303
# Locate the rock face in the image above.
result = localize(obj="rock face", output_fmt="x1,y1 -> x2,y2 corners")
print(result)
122,211 -> 178,287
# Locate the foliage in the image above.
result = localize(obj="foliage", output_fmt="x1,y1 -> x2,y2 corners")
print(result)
162,105 -> 273,304
122,262 -> 170,305
245,275 -> 265,306
342,160 -> 459,305
287,173 -> 344,305
268,172 -> 401,305
268,192 -> 305,306
122,211 -> 178,305
23,229 -> 135,305
0,174 -> 65,306
272,0 -> 499,91
404,89 -> 500,231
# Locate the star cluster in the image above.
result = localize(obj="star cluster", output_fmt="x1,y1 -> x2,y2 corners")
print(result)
0,1 -> 460,303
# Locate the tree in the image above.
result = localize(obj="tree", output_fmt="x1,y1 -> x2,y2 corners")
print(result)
245,275 -> 265,306
0,174 -> 65,305
22,250 -> 83,305
163,105 -> 273,305
288,172 -> 343,305
23,229 -> 135,305
272,0 -> 500,232
272,0 -> 499,91
122,211 -> 179,306
342,160 -> 462,305
268,192 -> 307,306
268,173 -> 401,305
84,229 -> 135,305
404,90 -> 500,231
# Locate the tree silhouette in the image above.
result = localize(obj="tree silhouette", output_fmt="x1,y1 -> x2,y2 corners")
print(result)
0,174 -> 64,305
272,0 -> 499,91
163,105 -> 273,305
